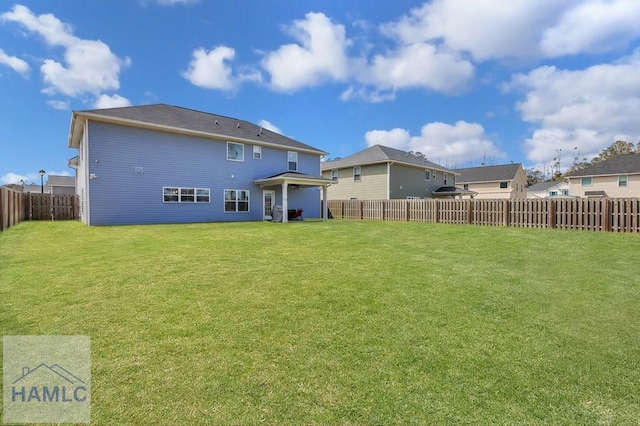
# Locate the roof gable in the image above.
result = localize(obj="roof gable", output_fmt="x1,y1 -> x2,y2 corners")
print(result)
454,163 -> 522,183
566,153 -> 640,177
321,144 -> 453,173
527,181 -> 567,191
69,104 -> 325,154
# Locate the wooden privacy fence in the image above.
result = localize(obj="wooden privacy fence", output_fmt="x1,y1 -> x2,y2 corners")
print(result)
326,198 -> 640,233
0,187 -> 79,232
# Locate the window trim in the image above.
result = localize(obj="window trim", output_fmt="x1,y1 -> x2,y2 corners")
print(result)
227,142 -> 244,162
581,177 -> 592,186
287,151 -> 298,171
444,174 -> 448,185
163,187 -> 210,203
619,175 -> 628,187
499,181 -> 508,189
425,170 -> 430,181
253,145 -> 262,160
331,170 -> 338,182
353,166 -> 361,182
224,189 -> 250,213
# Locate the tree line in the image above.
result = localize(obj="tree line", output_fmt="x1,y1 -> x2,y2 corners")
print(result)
526,140 -> 640,186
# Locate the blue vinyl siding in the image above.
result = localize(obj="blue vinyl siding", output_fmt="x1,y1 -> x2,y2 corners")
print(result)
85,121 -> 321,225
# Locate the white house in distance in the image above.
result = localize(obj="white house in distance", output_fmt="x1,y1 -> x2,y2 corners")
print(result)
527,181 -> 571,198
566,153 -> 640,198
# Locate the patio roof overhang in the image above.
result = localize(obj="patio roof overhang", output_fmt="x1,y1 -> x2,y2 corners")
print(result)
254,172 -> 332,222
254,171 -> 333,188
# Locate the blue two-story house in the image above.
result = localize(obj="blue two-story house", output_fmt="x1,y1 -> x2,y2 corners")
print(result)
67,104 -> 331,225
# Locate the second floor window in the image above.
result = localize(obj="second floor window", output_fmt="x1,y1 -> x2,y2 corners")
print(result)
288,151 -> 298,171
500,181 -> 508,189
331,170 -> 338,182
227,142 -> 244,161
353,166 -> 361,182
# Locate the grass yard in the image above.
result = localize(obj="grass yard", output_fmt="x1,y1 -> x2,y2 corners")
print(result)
1,220 -> 639,424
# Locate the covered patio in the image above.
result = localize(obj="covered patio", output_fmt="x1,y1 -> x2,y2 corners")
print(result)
254,172 -> 333,222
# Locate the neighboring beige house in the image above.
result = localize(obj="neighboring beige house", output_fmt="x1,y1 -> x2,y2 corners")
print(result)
321,145 -> 456,200
527,181 -> 572,198
566,153 -> 640,197
455,163 -> 527,199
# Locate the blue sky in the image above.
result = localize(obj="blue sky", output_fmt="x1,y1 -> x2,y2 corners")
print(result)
2,0 -> 640,185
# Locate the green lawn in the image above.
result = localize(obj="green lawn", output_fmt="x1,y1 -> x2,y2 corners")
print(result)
1,220 -> 639,424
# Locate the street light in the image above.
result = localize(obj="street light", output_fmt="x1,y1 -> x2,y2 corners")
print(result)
39,169 -> 46,194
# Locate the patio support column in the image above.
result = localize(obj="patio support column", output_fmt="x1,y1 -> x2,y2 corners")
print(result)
322,185 -> 328,221
282,182 -> 288,223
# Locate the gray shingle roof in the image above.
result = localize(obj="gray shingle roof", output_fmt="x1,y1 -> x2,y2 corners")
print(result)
454,163 -> 522,183
320,145 -> 453,172
566,153 -> 640,177
527,181 -> 561,191
46,175 -> 75,186
74,104 -> 325,154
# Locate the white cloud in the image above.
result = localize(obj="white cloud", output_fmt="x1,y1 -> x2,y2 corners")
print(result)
364,43 -> 473,94
261,12 -> 351,91
364,128 -> 410,149
154,0 -> 198,5
93,94 -> 132,109
1,4 -> 130,97
380,0 -> 565,61
509,51 -> 640,163
47,99 -> 70,110
365,121 -> 504,164
541,0 -> 640,56
0,172 -> 29,185
258,120 -> 282,135
0,48 -> 29,76
380,0 -> 640,61
182,46 -> 236,90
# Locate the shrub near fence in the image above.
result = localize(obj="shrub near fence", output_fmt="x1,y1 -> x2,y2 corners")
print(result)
326,198 -> 640,233
0,188 -> 79,232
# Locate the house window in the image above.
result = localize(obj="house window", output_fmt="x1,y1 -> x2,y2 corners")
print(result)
227,142 -> 244,161
500,181 -> 508,189
581,177 -> 592,186
562,189 -> 569,195
619,175 -> 628,187
444,174 -> 448,185
224,189 -> 250,212
288,151 -> 298,171
425,170 -> 430,181
253,146 -> 262,160
433,171 -> 437,180
163,187 -> 210,203
331,170 -> 338,182
549,191 -> 558,196
353,166 -> 361,182
196,188 -> 210,202
463,184 -> 469,190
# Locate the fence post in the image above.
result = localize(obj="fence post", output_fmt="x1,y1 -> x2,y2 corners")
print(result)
548,199 -> 556,229
467,200 -> 473,224
603,198 -> 611,232
435,199 -> 440,223
503,200 -> 510,227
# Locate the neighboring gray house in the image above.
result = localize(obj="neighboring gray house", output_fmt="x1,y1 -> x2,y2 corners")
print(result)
67,104 -> 331,225
455,163 -> 527,199
47,175 -> 75,195
566,153 -> 640,198
527,181 -> 571,198
321,145 -> 456,200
